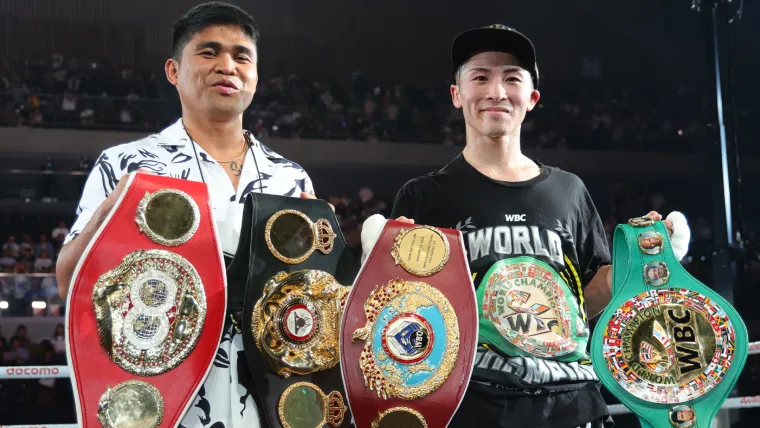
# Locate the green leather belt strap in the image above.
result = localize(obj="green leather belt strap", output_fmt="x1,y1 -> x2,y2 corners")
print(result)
591,217 -> 748,428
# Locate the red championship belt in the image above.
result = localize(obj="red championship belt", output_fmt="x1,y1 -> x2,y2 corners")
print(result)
65,173 -> 226,427
339,220 -> 478,428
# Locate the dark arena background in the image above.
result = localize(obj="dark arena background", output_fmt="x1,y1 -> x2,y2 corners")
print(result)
0,0 -> 758,427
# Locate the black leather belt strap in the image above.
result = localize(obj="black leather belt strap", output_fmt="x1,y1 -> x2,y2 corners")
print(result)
240,192 -> 359,428
225,196 -> 255,316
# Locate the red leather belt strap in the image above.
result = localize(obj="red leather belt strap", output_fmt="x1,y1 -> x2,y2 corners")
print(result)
66,173 -> 226,427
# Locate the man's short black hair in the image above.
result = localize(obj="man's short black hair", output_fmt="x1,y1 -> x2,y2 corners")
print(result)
172,1 -> 260,60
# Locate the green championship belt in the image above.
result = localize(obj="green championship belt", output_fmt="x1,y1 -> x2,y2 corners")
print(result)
477,256 -> 590,362
591,217 -> 748,428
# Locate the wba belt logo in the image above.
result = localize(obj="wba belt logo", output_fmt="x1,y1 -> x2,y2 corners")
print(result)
480,258 -> 582,359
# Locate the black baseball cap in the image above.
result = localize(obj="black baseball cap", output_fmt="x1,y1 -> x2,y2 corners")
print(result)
451,24 -> 539,89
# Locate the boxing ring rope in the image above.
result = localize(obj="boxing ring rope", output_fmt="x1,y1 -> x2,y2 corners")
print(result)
1,341 -> 759,427
607,395 -> 760,416
0,425 -> 77,428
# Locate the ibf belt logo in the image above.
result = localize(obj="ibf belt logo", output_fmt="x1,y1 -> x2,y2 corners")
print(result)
479,257 -> 582,359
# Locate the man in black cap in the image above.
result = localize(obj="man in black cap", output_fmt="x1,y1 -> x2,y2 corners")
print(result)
383,24 -> 690,427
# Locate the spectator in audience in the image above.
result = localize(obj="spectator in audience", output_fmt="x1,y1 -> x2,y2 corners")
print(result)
35,234 -> 54,259
34,251 -> 54,272
119,105 -> 133,124
79,103 -> 95,125
51,221 -> 70,242
4,48 -> 758,154
24,281 -> 46,302
19,234 -> 34,253
32,340 -> 61,405
9,264 -> 32,316
61,90 -> 77,116
10,80 -> 29,107
14,325 -> 31,349
42,266 -> 58,295
2,235 -> 20,258
0,248 -> 16,269
47,324 -> 66,356
3,336 -> 29,365
19,247 -> 35,272
78,156 -> 92,172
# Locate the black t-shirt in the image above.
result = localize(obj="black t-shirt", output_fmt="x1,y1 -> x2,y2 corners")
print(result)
391,154 -> 612,425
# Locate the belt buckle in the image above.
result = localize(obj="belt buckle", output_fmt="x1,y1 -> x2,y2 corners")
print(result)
251,270 -> 349,378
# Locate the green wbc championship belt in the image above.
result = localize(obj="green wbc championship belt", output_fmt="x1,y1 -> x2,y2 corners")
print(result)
591,217 -> 748,428
477,256 -> 590,362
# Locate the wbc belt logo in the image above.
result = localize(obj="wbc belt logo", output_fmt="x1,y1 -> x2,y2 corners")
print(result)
481,258 -> 581,358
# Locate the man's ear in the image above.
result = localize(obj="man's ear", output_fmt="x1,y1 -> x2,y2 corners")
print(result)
165,58 -> 179,87
450,84 -> 462,109
526,89 -> 541,112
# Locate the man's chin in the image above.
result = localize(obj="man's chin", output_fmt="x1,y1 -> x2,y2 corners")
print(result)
207,102 -> 250,118
483,127 -> 512,139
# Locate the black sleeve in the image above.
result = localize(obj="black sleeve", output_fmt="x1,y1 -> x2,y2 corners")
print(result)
390,182 -> 417,219
390,177 -> 436,223
576,183 -> 611,287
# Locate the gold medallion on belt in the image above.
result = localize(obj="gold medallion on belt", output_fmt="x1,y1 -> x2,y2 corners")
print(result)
251,270 -> 350,378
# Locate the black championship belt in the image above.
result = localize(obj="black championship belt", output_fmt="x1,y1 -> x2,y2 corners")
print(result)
231,193 -> 360,428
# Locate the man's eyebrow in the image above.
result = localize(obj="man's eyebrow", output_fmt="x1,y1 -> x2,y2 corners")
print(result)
467,66 -> 524,74
194,41 -> 221,51
194,41 -> 254,56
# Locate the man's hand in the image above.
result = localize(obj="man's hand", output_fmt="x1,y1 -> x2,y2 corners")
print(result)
56,169 -> 152,299
643,211 -> 674,236
394,216 -> 415,224
98,169 -> 148,215
300,192 -> 334,213
587,210 -> 690,318
642,210 -> 690,261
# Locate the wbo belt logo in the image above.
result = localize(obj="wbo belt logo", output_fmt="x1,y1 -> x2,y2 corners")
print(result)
383,313 -> 434,364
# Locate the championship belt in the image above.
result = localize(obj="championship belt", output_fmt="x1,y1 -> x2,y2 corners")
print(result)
340,220 -> 479,428
591,218 -> 748,428
236,193 -> 360,428
477,256 -> 590,362
65,173 -> 226,427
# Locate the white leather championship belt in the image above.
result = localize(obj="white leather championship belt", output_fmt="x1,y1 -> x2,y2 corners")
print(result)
65,173 -> 226,427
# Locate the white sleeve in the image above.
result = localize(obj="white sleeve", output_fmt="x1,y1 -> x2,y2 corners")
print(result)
360,214 -> 387,265
63,150 -> 124,245
303,172 -> 316,195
